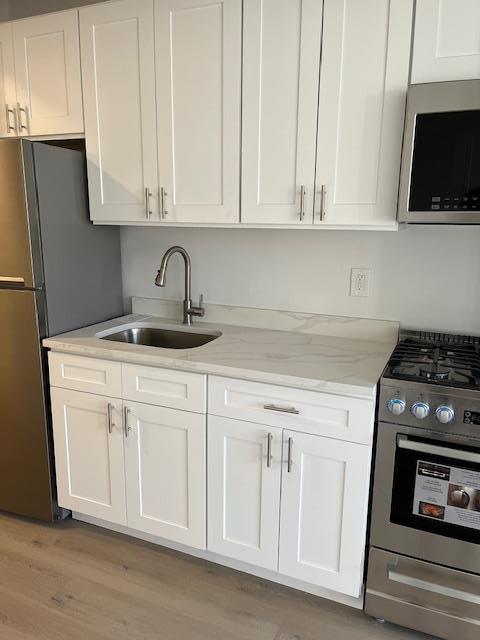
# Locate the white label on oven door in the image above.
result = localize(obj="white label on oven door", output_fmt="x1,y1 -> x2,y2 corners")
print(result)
413,460 -> 480,531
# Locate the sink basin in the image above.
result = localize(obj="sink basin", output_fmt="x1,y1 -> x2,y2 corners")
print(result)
99,326 -> 221,349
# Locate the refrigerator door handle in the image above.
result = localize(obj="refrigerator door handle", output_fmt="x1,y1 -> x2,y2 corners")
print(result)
0,276 -> 25,286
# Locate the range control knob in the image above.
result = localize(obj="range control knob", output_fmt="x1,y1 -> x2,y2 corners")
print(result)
387,398 -> 406,416
411,401 -> 430,420
436,405 -> 455,424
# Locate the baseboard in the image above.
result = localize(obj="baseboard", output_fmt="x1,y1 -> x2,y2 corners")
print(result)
73,511 -> 364,610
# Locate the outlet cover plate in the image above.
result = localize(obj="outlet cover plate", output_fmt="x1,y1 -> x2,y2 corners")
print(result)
350,268 -> 370,297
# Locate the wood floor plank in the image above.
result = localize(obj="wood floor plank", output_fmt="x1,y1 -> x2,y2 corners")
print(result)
0,514 -> 430,640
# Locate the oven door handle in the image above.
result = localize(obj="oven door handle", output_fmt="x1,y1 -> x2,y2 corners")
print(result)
397,437 -> 480,464
388,569 -> 480,605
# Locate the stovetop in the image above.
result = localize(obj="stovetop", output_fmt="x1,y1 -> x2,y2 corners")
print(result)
383,330 -> 480,391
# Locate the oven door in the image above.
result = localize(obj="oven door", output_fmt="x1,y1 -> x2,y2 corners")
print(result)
370,422 -> 480,574
398,80 -> 480,224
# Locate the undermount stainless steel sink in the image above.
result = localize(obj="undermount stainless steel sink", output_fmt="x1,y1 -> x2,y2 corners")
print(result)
99,326 -> 221,349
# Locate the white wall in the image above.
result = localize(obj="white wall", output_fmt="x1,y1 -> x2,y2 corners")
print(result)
121,226 -> 480,334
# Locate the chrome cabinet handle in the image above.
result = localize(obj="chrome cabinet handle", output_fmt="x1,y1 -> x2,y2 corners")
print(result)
123,406 -> 130,438
160,187 -> 168,218
107,403 -> 114,434
16,104 -> 29,133
145,187 -> 152,219
264,404 -> 300,415
298,185 -> 306,221
318,184 -> 327,221
266,432 -> 273,468
287,437 -> 293,473
5,105 -> 16,133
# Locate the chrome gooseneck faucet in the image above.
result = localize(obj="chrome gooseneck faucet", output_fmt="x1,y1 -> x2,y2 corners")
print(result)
155,246 -> 204,325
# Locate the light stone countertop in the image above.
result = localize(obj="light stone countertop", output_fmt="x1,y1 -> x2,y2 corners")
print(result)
43,313 -> 397,400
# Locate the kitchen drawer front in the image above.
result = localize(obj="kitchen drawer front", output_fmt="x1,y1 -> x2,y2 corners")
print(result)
208,376 -> 374,444
365,548 -> 480,638
48,352 -> 122,398
122,364 -> 206,413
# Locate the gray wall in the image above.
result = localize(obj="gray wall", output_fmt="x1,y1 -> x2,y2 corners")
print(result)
121,225 -> 480,334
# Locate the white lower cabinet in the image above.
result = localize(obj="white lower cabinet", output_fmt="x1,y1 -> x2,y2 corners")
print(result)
50,356 -> 374,600
278,430 -> 371,597
207,416 -> 282,570
124,401 -> 206,549
207,417 -> 371,597
50,388 -> 126,525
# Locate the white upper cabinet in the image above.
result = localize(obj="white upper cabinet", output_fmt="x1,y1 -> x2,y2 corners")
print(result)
278,431 -> 371,597
155,0 -> 241,223
80,0 -> 159,223
12,10 -> 83,136
412,0 -> 480,84
315,0 -> 413,227
124,401 -> 206,549
0,24 -> 16,137
241,0 -> 322,225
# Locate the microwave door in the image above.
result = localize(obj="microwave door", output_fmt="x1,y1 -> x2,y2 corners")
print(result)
409,111 -> 480,214
398,80 -> 480,224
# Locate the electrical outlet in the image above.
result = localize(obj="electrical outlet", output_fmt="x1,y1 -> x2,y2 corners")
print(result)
350,268 -> 370,297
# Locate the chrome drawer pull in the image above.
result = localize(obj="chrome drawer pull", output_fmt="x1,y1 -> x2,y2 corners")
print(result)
263,404 -> 300,415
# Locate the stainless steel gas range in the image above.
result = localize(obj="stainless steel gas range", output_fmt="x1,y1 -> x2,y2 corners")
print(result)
365,330 -> 480,640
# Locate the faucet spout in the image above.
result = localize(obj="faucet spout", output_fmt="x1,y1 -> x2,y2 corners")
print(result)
154,246 -> 204,325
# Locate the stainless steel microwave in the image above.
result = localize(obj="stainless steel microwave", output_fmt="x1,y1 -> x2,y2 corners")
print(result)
398,80 -> 480,224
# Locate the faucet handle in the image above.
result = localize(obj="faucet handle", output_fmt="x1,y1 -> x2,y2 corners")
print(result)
199,294 -> 204,309
189,294 -> 205,319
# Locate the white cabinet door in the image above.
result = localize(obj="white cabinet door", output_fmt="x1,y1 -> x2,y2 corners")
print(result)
155,0 -> 241,223
12,10 -> 83,136
124,401 -> 206,549
207,416 -> 282,570
412,0 -> 480,83
50,388 -> 126,525
241,0 -> 322,224
279,430 -> 371,597
80,0 -> 158,223
315,0 -> 412,227
0,23 -> 16,137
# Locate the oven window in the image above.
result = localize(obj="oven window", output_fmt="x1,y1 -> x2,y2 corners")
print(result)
409,110 -> 480,212
390,435 -> 480,544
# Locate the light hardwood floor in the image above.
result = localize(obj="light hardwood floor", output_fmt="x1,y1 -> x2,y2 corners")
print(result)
0,513 -> 431,640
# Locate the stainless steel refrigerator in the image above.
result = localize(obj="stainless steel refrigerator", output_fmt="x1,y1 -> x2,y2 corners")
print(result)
0,139 -> 123,522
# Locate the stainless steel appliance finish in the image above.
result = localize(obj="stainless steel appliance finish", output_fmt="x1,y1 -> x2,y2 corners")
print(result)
365,331 -> 480,639
155,246 -> 205,325
0,139 -> 123,522
398,80 -> 480,224
100,326 -> 220,349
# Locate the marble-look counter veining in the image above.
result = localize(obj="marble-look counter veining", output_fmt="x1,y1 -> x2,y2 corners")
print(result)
132,297 -> 399,343
43,310 -> 398,400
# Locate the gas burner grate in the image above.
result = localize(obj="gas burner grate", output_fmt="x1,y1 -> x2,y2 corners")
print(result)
385,337 -> 480,390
